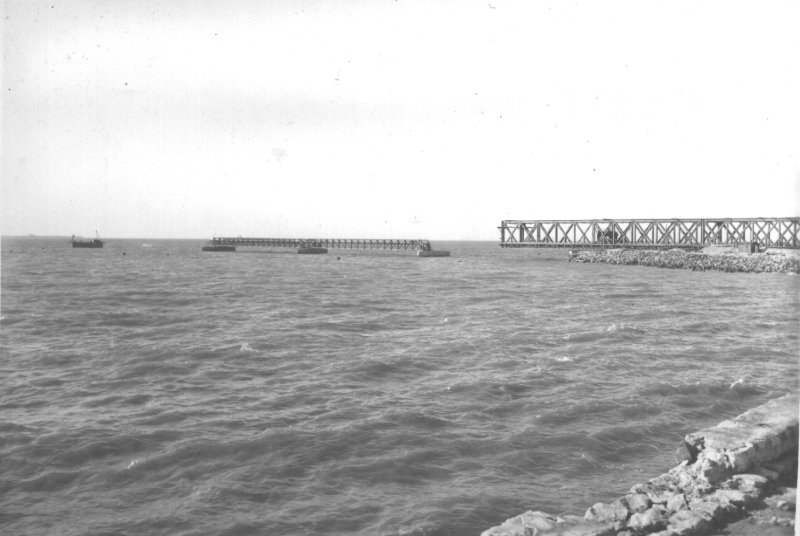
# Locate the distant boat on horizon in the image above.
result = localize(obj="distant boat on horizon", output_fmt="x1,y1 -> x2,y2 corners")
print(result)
71,233 -> 104,248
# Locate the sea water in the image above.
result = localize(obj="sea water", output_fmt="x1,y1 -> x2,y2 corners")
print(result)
1,238 -> 798,536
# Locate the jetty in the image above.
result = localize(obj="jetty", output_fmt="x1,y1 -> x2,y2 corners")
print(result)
569,248 -> 800,273
201,237 -> 450,256
482,393 -> 798,536
499,218 -> 800,251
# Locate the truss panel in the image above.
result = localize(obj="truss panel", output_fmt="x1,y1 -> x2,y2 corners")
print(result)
498,218 -> 800,249
209,237 -> 432,251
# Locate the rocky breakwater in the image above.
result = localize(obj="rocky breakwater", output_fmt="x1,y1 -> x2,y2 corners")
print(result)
481,393 -> 798,536
568,249 -> 800,273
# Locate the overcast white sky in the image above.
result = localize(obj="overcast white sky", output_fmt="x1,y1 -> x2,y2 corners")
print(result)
2,0 -> 799,240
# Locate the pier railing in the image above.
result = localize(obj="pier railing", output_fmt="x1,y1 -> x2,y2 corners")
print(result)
208,237 -> 432,251
498,218 -> 800,249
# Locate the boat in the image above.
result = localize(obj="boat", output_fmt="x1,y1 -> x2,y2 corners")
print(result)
417,242 -> 450,257
71,233 -> 104,248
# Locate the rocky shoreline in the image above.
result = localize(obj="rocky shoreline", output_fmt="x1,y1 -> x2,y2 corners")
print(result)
568,249 -> 800,273
481,394 -> 798,536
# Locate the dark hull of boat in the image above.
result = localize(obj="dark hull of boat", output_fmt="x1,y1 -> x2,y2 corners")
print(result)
72,241 -> 103,248
202,245 -> 236,252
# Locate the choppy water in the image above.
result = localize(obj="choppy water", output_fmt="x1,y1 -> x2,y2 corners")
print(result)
1,238 -> 798,536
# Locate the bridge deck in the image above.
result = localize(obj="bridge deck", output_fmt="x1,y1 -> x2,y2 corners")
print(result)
499,218 -> 800,249
207,237 -> 432,251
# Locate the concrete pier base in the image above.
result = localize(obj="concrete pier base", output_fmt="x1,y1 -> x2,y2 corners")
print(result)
481,394 -> 798,536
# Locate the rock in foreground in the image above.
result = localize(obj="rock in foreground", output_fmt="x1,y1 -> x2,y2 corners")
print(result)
481,393 -> 798,536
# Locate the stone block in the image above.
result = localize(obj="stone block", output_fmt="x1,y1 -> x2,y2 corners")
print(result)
671,468 -> 695,490
711,489 -> 748,509
725,473 -> 769,499
480,510 -> 560,536
646,491 -> 671,505
584,500 -> 628,524
686,481 -> 713,499
643,471 -> 685,501
666,493 -> 688,513
666,509 -> 713,536
623,493 -> 652,513
757,451 -> 799,484
692,496 -> 742,524
696,449 -> 731,483
627,505 -> 668,533
629,482 -> 651,495
755,466 -> 780,481
632,469 -> 684,496
675,441 -> 700,463
682,394 -> 799,476
549,522 -> 616,536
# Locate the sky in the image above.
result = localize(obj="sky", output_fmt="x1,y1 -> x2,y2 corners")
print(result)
2,0 -> 799,240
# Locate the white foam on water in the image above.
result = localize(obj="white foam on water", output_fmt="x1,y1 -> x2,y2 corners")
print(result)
126,458 -> 144,470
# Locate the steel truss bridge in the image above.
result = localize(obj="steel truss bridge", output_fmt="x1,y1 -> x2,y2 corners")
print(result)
207,237 -> 433,251
499,218 -> 800,249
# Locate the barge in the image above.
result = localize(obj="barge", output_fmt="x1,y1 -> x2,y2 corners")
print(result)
71,234 -> 104,248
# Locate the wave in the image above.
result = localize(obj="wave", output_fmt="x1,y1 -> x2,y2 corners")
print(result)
535,400 -> 619,425
19,470 -> 82,492
294,320 -> 398,334
325,448 -> 453,486
562,323 -> 645,343
638,378 -> 765,399
81,393 -> 153,408
384,410 -> 452,431
0,314 -> 24,326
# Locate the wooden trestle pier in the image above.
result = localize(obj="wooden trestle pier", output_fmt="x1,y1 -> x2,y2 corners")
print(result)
203,237 -> 433,252
499,218 -> 800,250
